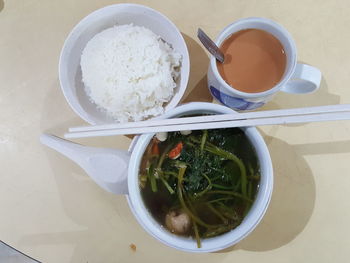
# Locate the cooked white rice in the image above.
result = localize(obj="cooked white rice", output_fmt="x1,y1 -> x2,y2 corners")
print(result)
80,24 -> 182,122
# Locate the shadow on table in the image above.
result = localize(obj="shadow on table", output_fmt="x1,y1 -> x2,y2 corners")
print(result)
232,133 -> 317,252
260,75 -> 340,111
180,33 -> 213,103
220,134 -> 350,253
0,1 -> 4,13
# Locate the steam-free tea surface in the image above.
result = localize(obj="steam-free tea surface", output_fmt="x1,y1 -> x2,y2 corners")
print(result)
217,29 -> 286,93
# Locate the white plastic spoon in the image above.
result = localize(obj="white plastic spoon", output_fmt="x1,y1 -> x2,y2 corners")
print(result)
40,133 -> 130,194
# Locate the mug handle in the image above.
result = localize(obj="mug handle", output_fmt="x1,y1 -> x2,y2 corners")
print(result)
281,63 -> 322,94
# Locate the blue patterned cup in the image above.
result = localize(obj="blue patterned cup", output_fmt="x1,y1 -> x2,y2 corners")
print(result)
208,17 -> 321,110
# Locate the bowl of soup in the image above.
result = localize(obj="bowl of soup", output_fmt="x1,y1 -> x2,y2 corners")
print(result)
127,102 -> 273,252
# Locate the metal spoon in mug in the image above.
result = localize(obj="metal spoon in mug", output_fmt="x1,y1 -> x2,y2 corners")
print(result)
197,28 -> 225,63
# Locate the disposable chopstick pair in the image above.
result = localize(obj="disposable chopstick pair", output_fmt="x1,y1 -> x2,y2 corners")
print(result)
64,104 -> 350,139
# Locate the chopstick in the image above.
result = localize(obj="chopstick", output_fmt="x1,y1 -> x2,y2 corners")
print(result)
64,104 -> 350,139
69,104 -> 350,132
65,112 -> 350,138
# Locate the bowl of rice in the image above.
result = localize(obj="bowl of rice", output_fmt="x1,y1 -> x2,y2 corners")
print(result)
59,3 -> 190,124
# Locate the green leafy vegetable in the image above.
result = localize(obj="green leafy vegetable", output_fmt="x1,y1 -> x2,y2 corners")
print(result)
140,128 -> 260,248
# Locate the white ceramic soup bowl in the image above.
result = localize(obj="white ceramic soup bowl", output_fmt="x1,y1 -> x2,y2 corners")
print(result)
127,102 -> 273,252
59,3 -> 190,124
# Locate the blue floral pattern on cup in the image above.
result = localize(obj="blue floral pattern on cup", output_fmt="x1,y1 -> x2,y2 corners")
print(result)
210,86 -> 265,110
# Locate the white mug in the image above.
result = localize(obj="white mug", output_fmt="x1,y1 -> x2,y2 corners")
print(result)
207,17 -> 322,110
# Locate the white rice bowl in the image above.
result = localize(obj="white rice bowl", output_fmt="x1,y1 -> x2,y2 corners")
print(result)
80,24 -> 182,122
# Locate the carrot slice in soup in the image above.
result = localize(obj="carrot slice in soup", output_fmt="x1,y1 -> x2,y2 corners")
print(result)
169,142 -> 183,159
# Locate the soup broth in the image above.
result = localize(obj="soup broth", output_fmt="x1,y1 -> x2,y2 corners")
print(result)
139,128 -> 260,247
